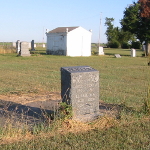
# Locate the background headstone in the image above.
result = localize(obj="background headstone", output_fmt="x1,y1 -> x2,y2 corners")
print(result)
16,40 -> 20,54
31,40 -> 35,51
131,48 -> 136,57
142,45 -> 146,51
61,66 -> 99,122
114,54 -> 121,58
20,41 -> 31,56
98,46 -> 104,55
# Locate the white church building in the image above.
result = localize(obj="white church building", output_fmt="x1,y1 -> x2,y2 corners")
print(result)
46,26 -> 92,57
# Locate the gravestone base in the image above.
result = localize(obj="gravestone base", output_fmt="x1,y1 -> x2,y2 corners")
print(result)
73,113 -> 99,122
20,53 -> 31,57
61,66 -> 99,122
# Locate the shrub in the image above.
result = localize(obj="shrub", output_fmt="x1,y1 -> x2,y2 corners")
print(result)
108,41 -> 120,48
121,42 -> 130,49
131,41 -> 141,49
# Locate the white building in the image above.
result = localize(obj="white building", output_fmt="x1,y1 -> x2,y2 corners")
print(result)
46,26 -> 92,56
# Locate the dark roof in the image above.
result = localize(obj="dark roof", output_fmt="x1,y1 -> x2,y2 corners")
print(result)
48,27 -> 79,33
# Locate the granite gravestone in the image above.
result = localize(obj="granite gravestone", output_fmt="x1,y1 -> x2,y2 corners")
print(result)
31,40 -> 35,51
16,40 -> 20,54
20,41 -> 31,56
61,66 -> 99,122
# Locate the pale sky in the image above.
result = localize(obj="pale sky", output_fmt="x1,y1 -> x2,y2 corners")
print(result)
0,0 -> 138,43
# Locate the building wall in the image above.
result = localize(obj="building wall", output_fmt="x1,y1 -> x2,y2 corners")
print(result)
46,27 -> 92,56
46,32 -> 67,55
67,27 -> 92,57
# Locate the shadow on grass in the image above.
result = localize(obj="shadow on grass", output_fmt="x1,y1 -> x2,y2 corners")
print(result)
0,97 -> 139,129
30,50 -> 47,56
99,101 -> 138,119
0,99 -> 61,127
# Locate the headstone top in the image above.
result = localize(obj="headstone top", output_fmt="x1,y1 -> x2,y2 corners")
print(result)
61,66 -> 98,73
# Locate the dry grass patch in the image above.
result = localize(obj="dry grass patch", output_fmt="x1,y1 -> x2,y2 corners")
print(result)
0,48 -> 16,54
61,116 -> 119,134
0,92 -> 61,105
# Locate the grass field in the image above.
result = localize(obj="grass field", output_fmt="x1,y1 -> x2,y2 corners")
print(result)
0,48 -> 150,149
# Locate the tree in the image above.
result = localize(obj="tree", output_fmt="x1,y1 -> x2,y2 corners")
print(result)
139,0 -> 150,18
139,0 -> 150,55
105,18 -> 117,42
121,1 -> 150,55
105,17 -> 135,48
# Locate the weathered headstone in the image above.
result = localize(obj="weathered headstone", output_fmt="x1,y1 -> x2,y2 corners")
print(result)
20,41 -> 31,56
98,46 -> 104,55
16,40 -> 20,54
131,48 -> 136,57
114,54 -> 121,58
61,66 -> 99,122
31,40 -> 35,51
142,45 -> 146,51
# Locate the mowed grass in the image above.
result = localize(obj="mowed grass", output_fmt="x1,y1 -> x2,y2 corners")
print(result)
0,48 -> 150,149
0,48 -> 148,109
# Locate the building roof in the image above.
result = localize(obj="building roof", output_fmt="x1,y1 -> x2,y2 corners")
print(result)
48,26 -> 79,33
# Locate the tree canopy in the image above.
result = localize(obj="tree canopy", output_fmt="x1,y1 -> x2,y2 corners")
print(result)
139,0 -> 150,18
120,2 -> 150,44
105,17 -> 135,48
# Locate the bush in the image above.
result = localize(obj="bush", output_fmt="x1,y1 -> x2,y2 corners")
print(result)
121,42 -> 130,49
108,41 -> 120,48
131,41 -> 141,49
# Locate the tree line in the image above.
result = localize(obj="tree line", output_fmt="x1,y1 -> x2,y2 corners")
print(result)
105,0 -> 150,55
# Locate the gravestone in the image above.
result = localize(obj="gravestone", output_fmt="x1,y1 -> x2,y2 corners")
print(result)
28,42 -> 31,49
114,54 -> 121,58
20,41 -> 31,56
142,45 -> 146,51
98,46 -> 104,55
131,48 -> 136,57
61,66 -> 99,122
16,40 -> 20,54
12,42 -> 16,48
31,40 -> 35,51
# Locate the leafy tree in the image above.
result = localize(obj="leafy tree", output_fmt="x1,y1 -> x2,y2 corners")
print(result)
121,1 -> 150,54
105,17 -> 118,43
139,0 -> 150,18
105,17 -> 135,48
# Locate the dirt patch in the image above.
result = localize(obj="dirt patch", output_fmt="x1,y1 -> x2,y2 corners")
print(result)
0,92 -> 61,105
0,93 -> 122,129
0,92 -> 61,128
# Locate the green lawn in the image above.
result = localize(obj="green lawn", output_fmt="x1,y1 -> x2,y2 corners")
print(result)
0,48 -> 150,149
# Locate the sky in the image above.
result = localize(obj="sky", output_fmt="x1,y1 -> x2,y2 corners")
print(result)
0,0 -> 138,43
